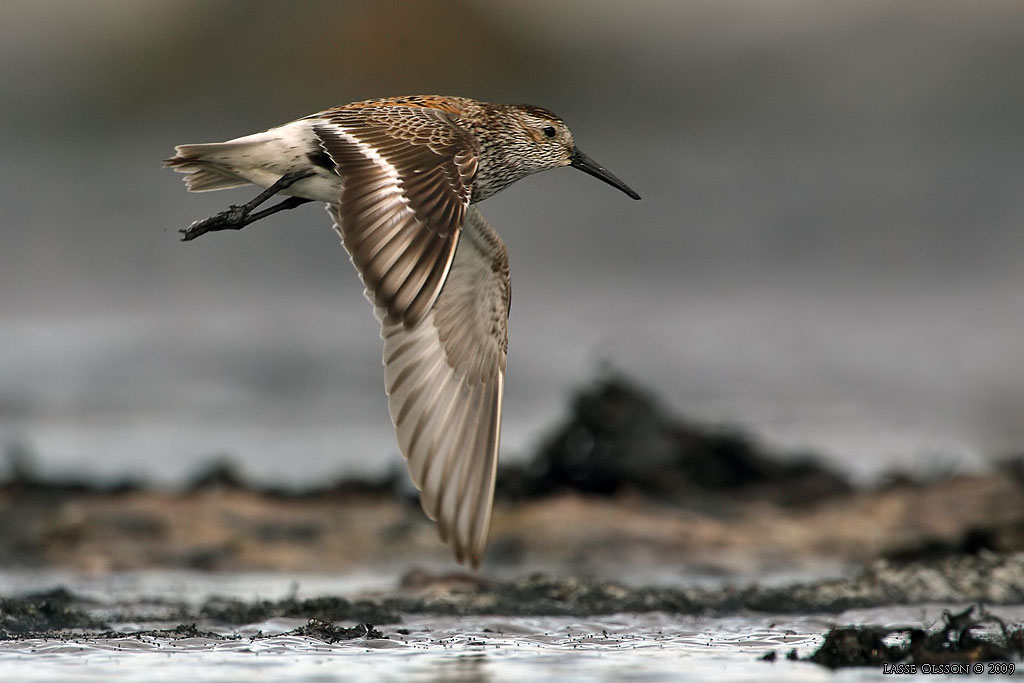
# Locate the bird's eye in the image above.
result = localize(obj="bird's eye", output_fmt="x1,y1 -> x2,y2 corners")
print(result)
542,126 -> 557,138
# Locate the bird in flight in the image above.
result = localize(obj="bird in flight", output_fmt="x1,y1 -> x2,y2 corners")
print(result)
165,95 -> 640,568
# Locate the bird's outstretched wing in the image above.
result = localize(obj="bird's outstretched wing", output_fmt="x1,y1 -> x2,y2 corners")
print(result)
329,204 -> 510,567
314,105 -> 478,327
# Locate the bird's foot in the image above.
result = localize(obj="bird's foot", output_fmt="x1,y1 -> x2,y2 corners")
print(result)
180,204 -> 251,241
178,170 -> 315,242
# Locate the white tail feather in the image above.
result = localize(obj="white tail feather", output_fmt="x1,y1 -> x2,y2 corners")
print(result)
164,140 -> 271,193
165,121 -> 339,200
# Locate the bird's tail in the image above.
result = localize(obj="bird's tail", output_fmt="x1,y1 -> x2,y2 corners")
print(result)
164,141 -> 262,192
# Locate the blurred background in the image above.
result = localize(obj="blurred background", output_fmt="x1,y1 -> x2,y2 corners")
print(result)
2,0 -> 1023,487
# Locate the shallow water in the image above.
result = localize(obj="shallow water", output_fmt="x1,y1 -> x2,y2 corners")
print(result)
2,571 -> 1022,682
6,608 -> 1019,682
0,612 -> 834,683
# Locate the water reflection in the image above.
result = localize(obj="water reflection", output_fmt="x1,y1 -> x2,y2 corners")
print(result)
433,654 -> 492,683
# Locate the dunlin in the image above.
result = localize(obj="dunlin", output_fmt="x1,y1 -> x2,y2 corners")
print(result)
165,95 -> 639,567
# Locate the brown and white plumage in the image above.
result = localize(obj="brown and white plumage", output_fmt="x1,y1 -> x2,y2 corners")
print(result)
345,206 -> 509,566
165,95 -> 639,567
315,105 -> 478,326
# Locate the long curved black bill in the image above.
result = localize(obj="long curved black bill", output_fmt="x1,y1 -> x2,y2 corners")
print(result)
570,148 -> 641,200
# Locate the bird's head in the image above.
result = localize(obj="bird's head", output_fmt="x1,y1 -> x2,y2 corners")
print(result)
508,104 -> 641,200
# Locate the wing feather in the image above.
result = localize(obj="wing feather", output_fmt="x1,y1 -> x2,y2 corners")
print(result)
315,105 -> 477,327
329,204 -> 509,567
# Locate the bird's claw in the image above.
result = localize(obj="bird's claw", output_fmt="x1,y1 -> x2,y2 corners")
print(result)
179,204 -> 249,241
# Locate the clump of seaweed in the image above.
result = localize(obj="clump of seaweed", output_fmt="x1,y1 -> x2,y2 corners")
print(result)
804,606 -> 1022,669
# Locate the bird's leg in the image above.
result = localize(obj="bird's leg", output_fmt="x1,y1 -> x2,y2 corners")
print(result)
180,171 -> 315,242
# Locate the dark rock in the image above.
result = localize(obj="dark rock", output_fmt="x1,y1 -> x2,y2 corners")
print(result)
284,619 -> 383,642
184,457 -> 247,492
809,626 -> 904,668
0,587 -> 106,638
89,623 -> 230,640
499,374 -> 851,506
809,606 -> 1023,669
885,521 -> 1024,562
199,594 -> 400,625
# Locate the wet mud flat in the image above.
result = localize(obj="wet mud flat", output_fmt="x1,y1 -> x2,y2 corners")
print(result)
2,556 -> 1024,671
2,377 -> 1024,674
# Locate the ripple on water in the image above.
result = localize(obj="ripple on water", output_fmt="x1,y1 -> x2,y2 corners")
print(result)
4,606 -> 1019,682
